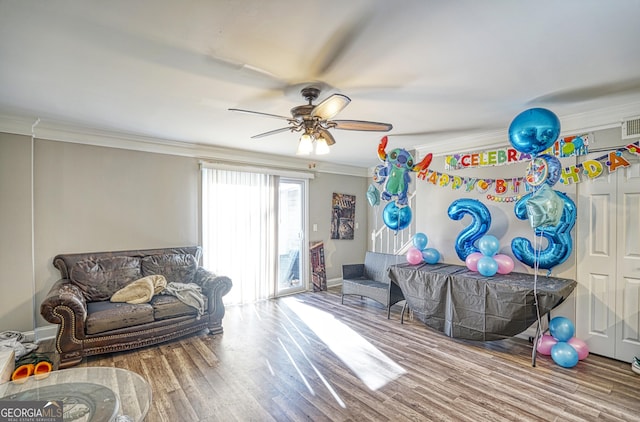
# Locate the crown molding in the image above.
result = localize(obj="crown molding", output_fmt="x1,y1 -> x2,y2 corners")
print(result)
414,100 -> 640,157
0,114 -> 370,178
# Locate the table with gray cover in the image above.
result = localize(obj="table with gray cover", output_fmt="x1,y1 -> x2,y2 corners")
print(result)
388,262 -> 576,341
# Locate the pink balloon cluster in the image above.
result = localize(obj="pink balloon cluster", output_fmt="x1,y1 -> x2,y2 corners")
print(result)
537,334 -> 589,361
465,252 -> 515,275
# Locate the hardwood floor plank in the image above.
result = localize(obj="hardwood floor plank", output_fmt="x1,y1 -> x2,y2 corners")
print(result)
57,287 -> 640,421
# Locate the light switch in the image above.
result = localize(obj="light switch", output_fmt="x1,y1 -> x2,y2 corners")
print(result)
355,222 -> 359,229
313,224 -> 318,232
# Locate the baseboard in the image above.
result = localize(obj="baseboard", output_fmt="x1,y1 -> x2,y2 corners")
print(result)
327,277 -> 342,288
33,325 -> 58,343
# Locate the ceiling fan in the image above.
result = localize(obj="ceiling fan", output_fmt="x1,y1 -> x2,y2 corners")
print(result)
229,86 -> 393,155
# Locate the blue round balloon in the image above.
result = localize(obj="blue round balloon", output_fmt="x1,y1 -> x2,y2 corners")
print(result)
478,235 -> 500,257
542,154 -> 562,187
477,256 -> 498,276
382,202 -> 412,231
508,108 -> 561,155
413,233 -> 428,250
422,248 -> 440,264
549,316 -> 575,342
550,342 -> 579,368
525,154 -> 562,189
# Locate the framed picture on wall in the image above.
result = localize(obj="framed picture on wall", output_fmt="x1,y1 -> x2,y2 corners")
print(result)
331,193 -> 355,240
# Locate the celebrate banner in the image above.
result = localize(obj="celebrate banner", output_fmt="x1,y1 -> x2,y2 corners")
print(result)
418,141 -> 639,202
445,134 -> 590,170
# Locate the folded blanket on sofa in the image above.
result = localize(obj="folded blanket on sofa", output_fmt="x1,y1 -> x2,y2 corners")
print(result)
161,282 -> 206,318
110,274 -> 167,304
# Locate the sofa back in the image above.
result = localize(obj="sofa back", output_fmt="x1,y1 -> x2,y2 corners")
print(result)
364,251 -> 406,284
53,246 -> 202,302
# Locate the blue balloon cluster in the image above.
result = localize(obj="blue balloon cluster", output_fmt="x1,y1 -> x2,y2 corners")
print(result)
548,317 -> 579,368
407,232 -> 440,265
476,235 -> 500,276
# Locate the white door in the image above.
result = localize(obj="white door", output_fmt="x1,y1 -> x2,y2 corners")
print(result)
576,162 -> 640,362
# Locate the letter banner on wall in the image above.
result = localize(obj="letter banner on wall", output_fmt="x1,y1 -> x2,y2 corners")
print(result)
444,134 -> 590,170
417,141 -> 639,202
558,141 -> 639,186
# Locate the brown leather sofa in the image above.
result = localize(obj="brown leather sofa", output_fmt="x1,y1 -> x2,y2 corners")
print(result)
40,246 -> 231,368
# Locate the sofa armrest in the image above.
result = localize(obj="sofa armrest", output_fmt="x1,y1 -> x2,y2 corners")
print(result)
342,263 -> 365,280
40,279 -> 88,365
40,279 -> 87,327
195,267 -> 232,332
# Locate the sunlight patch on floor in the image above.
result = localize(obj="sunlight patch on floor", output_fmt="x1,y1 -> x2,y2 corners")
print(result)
282,297 -> 407,391
281,323 -> 346,408
277,337 -> 315,394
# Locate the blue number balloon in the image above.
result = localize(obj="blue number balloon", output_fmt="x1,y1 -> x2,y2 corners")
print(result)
448,199 -> 491,261
511,190 -> 576,270
508,108 -> 561,155
382,202 -> 412,231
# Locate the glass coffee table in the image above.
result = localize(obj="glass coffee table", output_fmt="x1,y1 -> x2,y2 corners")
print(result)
0,366 -> 151,421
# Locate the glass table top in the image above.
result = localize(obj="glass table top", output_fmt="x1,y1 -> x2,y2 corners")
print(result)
0,366 -> 151,422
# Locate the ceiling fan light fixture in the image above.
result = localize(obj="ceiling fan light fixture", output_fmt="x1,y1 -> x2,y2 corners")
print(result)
315,137 -> 330,155
296,133 -> 313,155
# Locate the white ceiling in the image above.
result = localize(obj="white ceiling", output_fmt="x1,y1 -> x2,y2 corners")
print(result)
2,0 -> 640,168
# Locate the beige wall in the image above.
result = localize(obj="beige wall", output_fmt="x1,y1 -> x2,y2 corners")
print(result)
309,173 -> 368,282
0,133 -> 35,332
0,134 -> 368,334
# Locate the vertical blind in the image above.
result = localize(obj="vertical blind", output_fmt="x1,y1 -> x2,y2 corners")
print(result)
202,167 -> 276,305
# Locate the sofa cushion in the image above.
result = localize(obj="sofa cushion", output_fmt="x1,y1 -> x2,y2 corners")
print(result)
150,294 -> 208,320
70,256 -> 142,302
141,254 -> 197,284
86,301 -> 154,335
110,275 -> 167,304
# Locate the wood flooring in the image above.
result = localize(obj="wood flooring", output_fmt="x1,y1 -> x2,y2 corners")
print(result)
73,287 -> 639,421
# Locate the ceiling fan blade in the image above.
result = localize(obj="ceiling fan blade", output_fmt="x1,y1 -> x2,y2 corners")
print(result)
229,108 -> 291,120
332,120 -> 393,132
310,94 -> 351,120
310,14 -> 373,77
250,127 -> 293,139
529,77 -> 640,104
316,128 -> 336,146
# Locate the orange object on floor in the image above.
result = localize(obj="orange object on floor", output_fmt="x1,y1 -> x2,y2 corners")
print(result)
11,363 -> 34,383
33,360 -> 53,379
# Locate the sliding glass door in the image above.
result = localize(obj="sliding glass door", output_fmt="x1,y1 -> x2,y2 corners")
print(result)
277,178 -> 307,296
202,167 -> 308,304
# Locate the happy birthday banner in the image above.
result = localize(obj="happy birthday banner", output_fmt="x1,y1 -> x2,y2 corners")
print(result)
418,141 -> 639,202
444,134 -> 590,170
